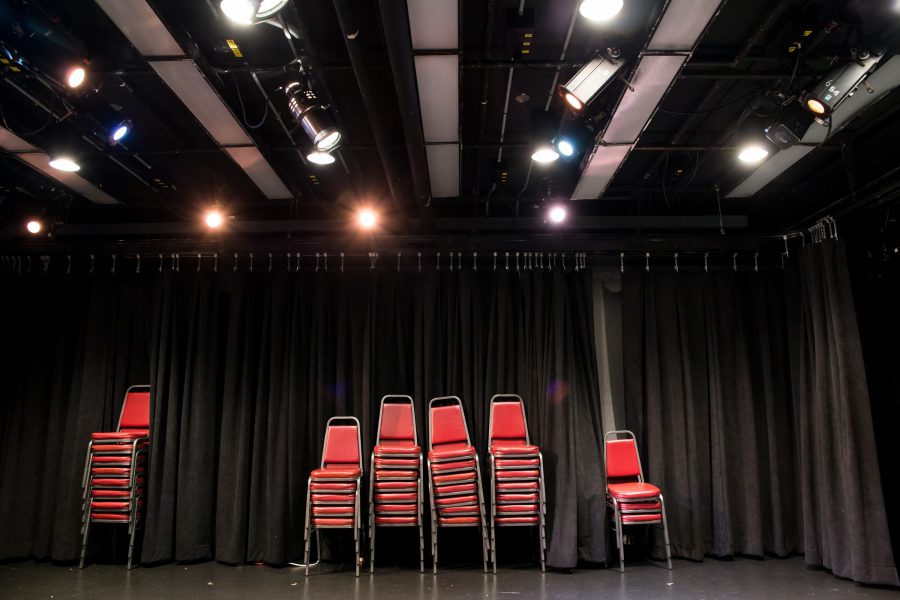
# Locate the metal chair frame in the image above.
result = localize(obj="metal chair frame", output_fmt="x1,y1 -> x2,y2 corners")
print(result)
427,396 -> 490,574
304,416 -> 364,577
487,394 -> 547,573
603,430 -> 672,573
368,395 -> 425,573
79,384 -> 151,569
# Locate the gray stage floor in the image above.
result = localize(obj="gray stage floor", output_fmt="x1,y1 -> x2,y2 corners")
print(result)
1,556 -> 898,599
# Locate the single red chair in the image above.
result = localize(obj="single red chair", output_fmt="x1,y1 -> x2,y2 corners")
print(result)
487,394 -> 546,572
426,396 -> 489,574
604,430 -> 672,572
304,416 -> 364,576
80,385 -> 151,569
367,395 -> 424,573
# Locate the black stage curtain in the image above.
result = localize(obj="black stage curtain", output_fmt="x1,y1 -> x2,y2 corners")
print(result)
622,240 -> 898,586
0,268 -> 606,569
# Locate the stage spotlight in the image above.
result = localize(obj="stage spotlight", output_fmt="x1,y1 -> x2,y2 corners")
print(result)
109,120 -> 132,145
556,138 -> 575,157
220,0 -> 289,24
285,83 -> 342,152
737,144 -> 769,164
548,204 -> 567,224
802,54 -> 881,118
205,209 -> 224,229
26,220 -> 43,234
765,105 -> 814,150
48,156 -> 81,172
531,144 -> 560,164
307,150 -> 336,165
357,208 -> 378,230
579,0 -> 623,22
66,66 -> 86,88
560,53 -> 623,112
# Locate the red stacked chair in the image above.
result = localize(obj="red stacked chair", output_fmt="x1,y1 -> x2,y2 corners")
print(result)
367,395 -> 424,573
426,396 -> 489,574
304,416 -> 364,576
603,430 -> 672,572
79,385 -> 151,569
487,394 -> 547,572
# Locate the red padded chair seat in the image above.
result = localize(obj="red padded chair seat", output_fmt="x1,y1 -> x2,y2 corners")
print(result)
312,517 -> 353,527
607,482 -> 661,500
374,457 -> 420,469
435,494 -> 479,507
373,469 -> 418,480
91,444 -> 148,453
310,467 -> 361,480
496,481 -> 539,491
374,504 -> 417,514
90,500 -> 142,510
90,467 -> 144,476
91,477 -> 144,487
311,494 -> 355,504
433,471 -> 476,485
375,516 -> 418,525
309,481 -> 356,492
490,444 -> 540,457
374,480 -> 417,492
617,501 -> 661,513
91,431 -> 149,440
91,455 -> 140,464
91,512 -> 137,521
312,505 -> 355,516
497,493 -> 540,503
432,483 -> 477,496
621,513 -> 663,524
495,469 -> 540,479
430,459 -> 475,473
438,505 -> 480,515
438,516 -> 480,525
495,516 -> 539,525
496,504 -> 539,515
374,492 -> 418,503
91,489 -> 143,498
494,458 -> 540,468
374,442 -> 420,457
428,444 -> 476,462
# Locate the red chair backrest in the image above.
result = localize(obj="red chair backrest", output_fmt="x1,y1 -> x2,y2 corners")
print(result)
379,403 -> 415,443
118,389 -> 151,432
490,400 -> 528,446
323,424 -> 361,468
430,405 -> 470,449
605,439 -> 642,480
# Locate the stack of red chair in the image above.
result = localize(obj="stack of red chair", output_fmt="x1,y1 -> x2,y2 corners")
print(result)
80,385 -> 151,569
603,430 -> 672,572
367,395 -> 424,573
304,417 -> 364,576
426,396 -> 489,574
487,394 -> 546,572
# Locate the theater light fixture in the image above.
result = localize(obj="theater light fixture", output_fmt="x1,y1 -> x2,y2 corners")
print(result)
556,138 -> 575,157
802,54 -> 881,118
357,208 -> 378,230
307,150 -> 336,165
66,66 -> 86,88
109,120 -> 132,145
560,53 -> 623,112
547,204 -> 568,224
286,82 -> 342,152
737,144 -> 769,164
579,0 -> 624,22
220,0 -> 289,25
26,220 -> 43,234
49,156 -> 81,172
205,209 -> 225,229
531,144 -> 560,164
765,105 -> 814,150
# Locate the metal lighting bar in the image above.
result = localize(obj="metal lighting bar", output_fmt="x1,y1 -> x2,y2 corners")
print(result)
727,55 -> 900,197
571,0 -> 726,200
408,0 -> 460,198
93,0 -> 291,199
0,126 -> 120,205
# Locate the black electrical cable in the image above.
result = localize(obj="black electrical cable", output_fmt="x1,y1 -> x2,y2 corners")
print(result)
656,91 -> 763,116
0,96 -> 59,136
233,76 -> 269,129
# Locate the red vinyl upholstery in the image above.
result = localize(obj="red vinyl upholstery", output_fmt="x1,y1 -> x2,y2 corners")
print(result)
619,501 -> 662,512
621,513 -> 663,524
310,481 -> 356,492
605,439 -> 642,480
376,516 -> 417,525
433,483 -> 477,496
118,390 -> 151,431
607,482 -> 661,500
374,441 -> 420,456
428,444 -> 476,461
374,492 -> 418,503
310,467 -> 361,480
312,494 -> 355,504
497,493 -> 540,503
322,425 -> 361,469
312,517 -> 354,527
430,459 -> 476,473
495,469 -> 540,479
490,401 -> 528,445
90,513 -> 136,521
438,516 -> 480,525
91,431 -> 149,440
435,494 -> 479,507
430,405 -> 469,447
496,504 -> 539,514
495,516 -> 539,524
379,403 -> 415,441
433,471 -> 476,485
373,480 -> 417,491
496,481 -> 538,491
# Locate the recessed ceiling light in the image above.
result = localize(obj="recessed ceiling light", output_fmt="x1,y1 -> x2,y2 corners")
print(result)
26,220 -> 43,234
579,0 -> 624,22
556,139 -> 575,157
737,144 -> 769,164
48,156 -> 81,172
66,66 -> 86,88
205,209 -> 224,228
307,151 -> 336,165
357,208 -> 377,229
109,120 -> 132,144
531,145 -> 560,164
220,0 -> 288,24
548,205 -> 567,224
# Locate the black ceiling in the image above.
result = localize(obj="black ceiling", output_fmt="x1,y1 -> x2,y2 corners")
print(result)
1,0 -> 899,249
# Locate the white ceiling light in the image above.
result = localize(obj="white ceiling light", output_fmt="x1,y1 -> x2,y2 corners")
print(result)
737,145 -> 769,164
531,145 -> 560,164
26,220 -> 43,234
548,205 -> 567,224
307,150 -> 336,165
579,0 -> 623,22
49,156 -> 81,172
66,66 -> 86,88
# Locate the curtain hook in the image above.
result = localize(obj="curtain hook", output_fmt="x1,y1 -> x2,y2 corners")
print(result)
341,252 -> 345,273
645,252 -> 650,272
457,252 -> 462,272
505,252 -> 509,271
249,253 -> 254,273
136,253 -> 141,274
397,252 -> 402,272
370,252 -> 378,271
42,255 -> 50,274
493,251 -> 497,272
234,253 -> 239,272
473,251 -> 478,272
417,252 -> 421,273
111,254 -> 116,274
436,252 -> 440,271
674,252 -> 679,273
214,253 -> 218,273
295,252 -> 301,273
67,254 -> 72,276
316,252 -> 320,272
754,252 -> 759,273
449,251 -> 454,272
286,252 -> 292,272
170,253 -> 175,271
197,253 -> 202,273
158,254 -> 162,274
176,253 -> 180,272
783,235 -> 790,258
620,252 -> 624,273
561,252 -> 566,271
91,254 -> 96,274
324,252 -> 328,272
733,252 -> 738,272
268,252 -> 273,273
516,252 -> 520,272
704,252 -> 709,273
